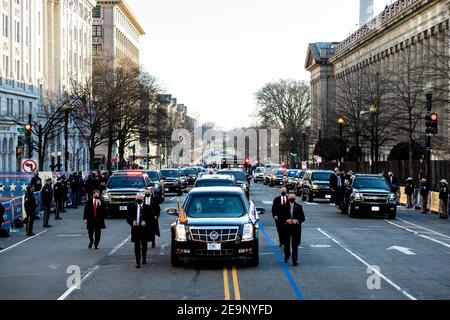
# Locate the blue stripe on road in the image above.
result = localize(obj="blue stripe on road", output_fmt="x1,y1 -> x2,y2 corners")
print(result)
259,224 -> 304,300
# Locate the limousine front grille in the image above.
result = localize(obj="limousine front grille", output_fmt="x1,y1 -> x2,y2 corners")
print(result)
194,249 -> 234,256
190,227 -> 239,243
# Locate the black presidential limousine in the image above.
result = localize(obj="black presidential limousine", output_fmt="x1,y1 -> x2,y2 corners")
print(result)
167,187 -> 265,267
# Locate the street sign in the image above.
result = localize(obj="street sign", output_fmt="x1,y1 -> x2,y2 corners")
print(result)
17,127 -> 25,134
21,159 -> 37,173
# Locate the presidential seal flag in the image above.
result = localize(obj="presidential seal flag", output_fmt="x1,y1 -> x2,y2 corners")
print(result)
177,200 -> 188,224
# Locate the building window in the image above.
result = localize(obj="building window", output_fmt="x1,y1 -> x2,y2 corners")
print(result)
92,25 -> 102,37
92,44 -> 102,56
92,6 -> 101,18
16,60 -> 20,79
15,21 -> 20,42
38,48 -> 40,72
3,55 -> 9,76
2,14 -> 8,38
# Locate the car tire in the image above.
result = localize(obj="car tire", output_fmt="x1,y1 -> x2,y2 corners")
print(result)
341,203 -> 348,214
177,190 -> 182,196
388,209 -> 397,220
249,239 -> 259,267
171,239 -> 184,267
308,193 -> 314,203
348,205 -> 356,218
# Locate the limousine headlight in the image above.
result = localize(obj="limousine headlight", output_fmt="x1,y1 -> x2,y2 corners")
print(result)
175,224 -> 188,242
242,223 -> 254,241
102,191 -> 110,202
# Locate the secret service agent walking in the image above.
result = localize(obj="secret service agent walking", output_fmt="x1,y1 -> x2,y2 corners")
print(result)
83,190 -> 106,249
272,187 -> 289,247
41,178 -> 53,228
127,193 -> 154,268
25,185 -> 37,236
281,192 -> 306,266
439,179 -> 448,220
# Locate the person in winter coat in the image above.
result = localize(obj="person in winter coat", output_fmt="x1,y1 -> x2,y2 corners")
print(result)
420,179 -> 429,214
405,177 -> 415,209
25,185 -> 37,236
439,179 -> 448,219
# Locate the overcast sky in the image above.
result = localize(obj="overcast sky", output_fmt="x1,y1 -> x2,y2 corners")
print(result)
127,0 -> 392,129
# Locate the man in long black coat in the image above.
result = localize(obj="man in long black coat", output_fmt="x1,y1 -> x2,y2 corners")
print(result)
127,193 -> 154,268
53,176 -> 64,220
83,190 -> 106,249
25,185 -> 37,236
41,178 -> 53,228
280,192 -> 306,266
144,188 -> 160,248
272,187 -> 290,247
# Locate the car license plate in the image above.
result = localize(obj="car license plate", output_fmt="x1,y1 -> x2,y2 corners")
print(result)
120,206 -> 127,211
372,206 -> 380,212
165,188 -> 169,191
325,195 -> 331,199
207,243 -> 221,251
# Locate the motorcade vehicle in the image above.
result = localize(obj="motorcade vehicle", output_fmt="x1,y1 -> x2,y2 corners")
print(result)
269,168 -> 287,187
182,167 -> 198,186
193,175 -> 237,188
167,187 -> 265,267
301,170 -> 334,202
253,167 -> 264,183
146,170 -> 165,203
263,164 -> 281,185
293,169 -> 307,195
283,169 -> 299,191
217,169 -> 250,198
160,168 -> 184,196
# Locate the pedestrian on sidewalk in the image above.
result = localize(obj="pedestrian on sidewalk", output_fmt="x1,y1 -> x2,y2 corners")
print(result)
41,178 -> 53,227
405,177 -> 415,209
83,190 -> 105,249
53,176 -> 64,220
127,193 -> 153,268
438,179 -> 448,220
272,187 -> 289,247
420,179 -> 429,214
24,185 -> 37,236
281,192 -> 306,266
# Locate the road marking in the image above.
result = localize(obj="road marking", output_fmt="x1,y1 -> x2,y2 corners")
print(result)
303,202 -> 318,206
170,196 -> 177,201
231,266 -> 241,300
0,230 -> 48,254
259,224 -> 304,300
108,236 -> 131,256
57,265 -> 99,301
387,246 -> 416,255
57,234 -> 82,237
384,220 -> 450,249
317,228 -> 417,300
223,266 -> 231,300
310,245 -> 332,248
262,201 -> 273,205
397,218 -> 450,240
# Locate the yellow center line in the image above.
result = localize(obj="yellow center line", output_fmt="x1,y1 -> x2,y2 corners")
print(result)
223,266 -> 231,300
231,265 -> 241,300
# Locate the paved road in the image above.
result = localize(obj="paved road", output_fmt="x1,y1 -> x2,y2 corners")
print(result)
1,182 -> 450,300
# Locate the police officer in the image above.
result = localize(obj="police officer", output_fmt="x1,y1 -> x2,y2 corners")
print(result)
439,179 -> 448,220
53,176 -> 64,220
30,171 -> 43,192
25,185 -> 37,236
41,178 -> 53,227
70,172 -> 80,209
405,177 -> 415,209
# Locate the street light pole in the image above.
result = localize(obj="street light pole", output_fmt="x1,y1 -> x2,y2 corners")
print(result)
338,117 -> 345,165
64,109 -> 69,172
369,105 -> 377,174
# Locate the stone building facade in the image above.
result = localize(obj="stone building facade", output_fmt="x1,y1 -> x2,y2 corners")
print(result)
305,0 -> 450,162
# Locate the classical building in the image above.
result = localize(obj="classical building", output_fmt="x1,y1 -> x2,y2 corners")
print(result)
305,0 -> 450,162
0,0 -> 44,172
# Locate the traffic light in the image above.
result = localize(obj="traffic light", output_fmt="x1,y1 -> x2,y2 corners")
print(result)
425,113 -> 438,135
24,123 -> 33,158
244,157 -> 250,168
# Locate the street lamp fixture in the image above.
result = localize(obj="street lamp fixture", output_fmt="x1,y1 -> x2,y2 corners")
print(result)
369,105 -> 378,114
51,152 -> 55,158
338,117 -> 345,125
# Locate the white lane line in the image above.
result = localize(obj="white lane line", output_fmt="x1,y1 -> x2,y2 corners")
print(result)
57,234 -> 82,237
170,196 -> 177,201
262,201 -> 273,205
108,235 -> 131,256
0,230 -> 48,254
303,202 -> 318,206
317,228 -> 417,300
396,218 -> 450,240
383,220 -> 450,249
57,265 -> 99,301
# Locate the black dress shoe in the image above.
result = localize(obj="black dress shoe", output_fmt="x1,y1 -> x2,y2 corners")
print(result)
136,265 -> 141,268
43,225 -> 52,228
88,242 -> 93,249
151,242 -> 155,248
95,246 -> 98,249
142,260 -> 147,265
55,217 -> 63,220
293,262 -> 298,267
26,233 -> 36,237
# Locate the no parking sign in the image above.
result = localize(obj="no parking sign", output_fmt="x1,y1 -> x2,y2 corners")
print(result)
21,159 -> 37,173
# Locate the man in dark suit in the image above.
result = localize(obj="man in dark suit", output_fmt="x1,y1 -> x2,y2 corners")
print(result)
272,187 -> 290,247
281,192 -> 306,266
53,176 -> 64,220
144,187 -> 160,248
41,178 -> 53,228
24,185 -> 37,236
329,167 -> 340,204
127,193 -> 155,268
83,190 -> 106,249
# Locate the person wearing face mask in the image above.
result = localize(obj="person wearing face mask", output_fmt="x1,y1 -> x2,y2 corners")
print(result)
127,193 -> 153,268
272,187 -> 290,247
83,190 -> 106,249
144,187 -> 160,248
281,192 -> 306,266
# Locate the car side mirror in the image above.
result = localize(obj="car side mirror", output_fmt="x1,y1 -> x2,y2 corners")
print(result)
256,208 -> 266,214
166,208 -> 178,216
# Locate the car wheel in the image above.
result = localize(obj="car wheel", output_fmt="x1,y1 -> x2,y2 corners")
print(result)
388,208 -> 397,220
248,239 -> 259,267
177,190 -> 182,196
348,205 -> 356,218
308,193 -> 314,203
171,239 -> 184,267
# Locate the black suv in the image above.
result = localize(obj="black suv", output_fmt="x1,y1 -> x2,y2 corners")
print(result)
167,187 -> 264,267
301,170 -> 334,202
217,169 -> 249,198
284,169 -> 299,191
182,167 -> 198,186
341,174 -> 397,219
101,171 -> 151,216
193,175 -> 237,188
160,169 -> 183,196
146,170 -> 165,203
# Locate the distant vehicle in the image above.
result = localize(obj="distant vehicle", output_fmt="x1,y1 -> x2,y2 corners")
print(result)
182,167 -> 198,186
253,167 -> 264,183
193,175 -> 237,188
166,186 -> 265,267
101,171 -> 151,216
160,169 -> 183,196
269,169 -> 287,187
146,170 -> 165,203
301,170 -> 334,202
284,169 -> 299,191
341,174 -> 397,219
217,169 -> 250,198
263,164 -> 281,185
294,169 -> 307,195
